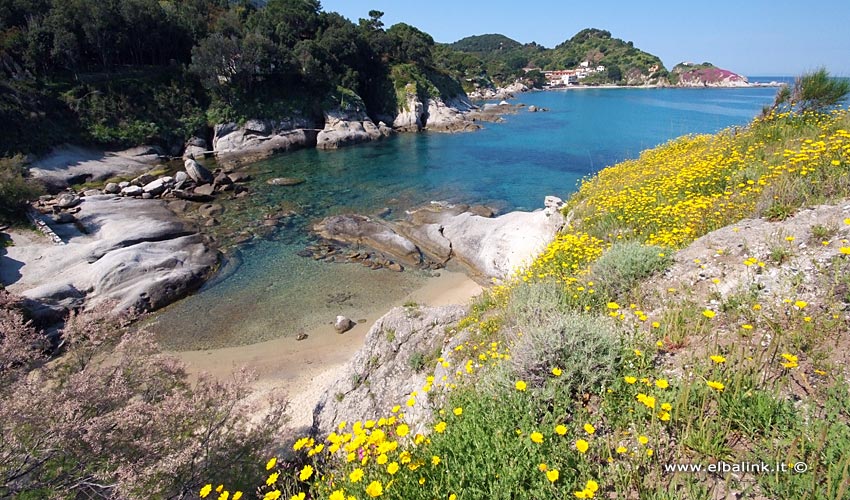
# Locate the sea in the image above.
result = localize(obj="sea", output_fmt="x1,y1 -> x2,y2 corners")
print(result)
151,80 -> 789,349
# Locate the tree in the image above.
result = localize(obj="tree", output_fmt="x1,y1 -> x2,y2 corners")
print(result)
249,0 -> 321,48
190,32 -> 287,98
607,64 -> 622,83
386,23 -> 434,65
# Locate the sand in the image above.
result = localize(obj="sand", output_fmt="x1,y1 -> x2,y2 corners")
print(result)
170,269 -> 482,429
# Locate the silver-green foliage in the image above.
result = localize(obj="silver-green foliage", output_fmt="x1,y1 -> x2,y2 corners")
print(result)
505,281 -> 620,391
590,241 -> 673,299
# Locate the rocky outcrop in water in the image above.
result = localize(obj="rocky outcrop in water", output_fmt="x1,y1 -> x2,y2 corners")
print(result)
672,63 -> 749,87
393,94 -> 481,133
212,117 -> 320,166
313,215 -> 424,267
316,108 -> 393,150
467,81 -> 529,101
311,198 -> 566,281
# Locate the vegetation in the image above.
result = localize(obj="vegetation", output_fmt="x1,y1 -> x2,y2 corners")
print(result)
439,28 -> 666,88
771,68 -> 850,113
0,155 -> 42,224
0,292 -> 288,499
0,2 -> 462,155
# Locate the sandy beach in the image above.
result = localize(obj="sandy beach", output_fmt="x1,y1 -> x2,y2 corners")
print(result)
171,269 -> 482,429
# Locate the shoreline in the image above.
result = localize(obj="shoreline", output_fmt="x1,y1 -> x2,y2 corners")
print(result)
169,269 -> 483,430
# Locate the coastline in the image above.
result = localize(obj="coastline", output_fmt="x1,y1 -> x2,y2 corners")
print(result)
170,269 -> 482,429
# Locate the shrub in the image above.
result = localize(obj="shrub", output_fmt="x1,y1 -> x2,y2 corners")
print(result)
0,295 -> 288,499
589,241 -> 672,299
0,155 -> 42,224
505,281 -> 620,390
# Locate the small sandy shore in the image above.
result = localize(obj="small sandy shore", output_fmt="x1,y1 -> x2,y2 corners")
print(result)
171,269 -> 482,429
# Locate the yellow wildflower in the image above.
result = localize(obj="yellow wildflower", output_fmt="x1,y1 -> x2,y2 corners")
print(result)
576,439 -> 590,453
200,485 -> 212,498
546,469 -> 560,483
387,462 -> 399,475
530,432 -> 544,444
266,457 -> 277,471
706,380 -> 725,392
710,355 -> 726,364
349,468 -> 364,483
555,424 -> 567,435
365,480 -> 383,498
298,465 -> 313,482
584,423 -> 596,435
515,380 -> 527,391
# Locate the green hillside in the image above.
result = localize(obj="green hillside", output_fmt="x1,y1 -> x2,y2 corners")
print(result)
548,28 -> 666,83
449,34 -> 523,53
439,28 -> 667,88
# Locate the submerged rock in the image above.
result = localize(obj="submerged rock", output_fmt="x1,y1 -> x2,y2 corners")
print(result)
313,215 -> 423,266
267,177 -> 305,186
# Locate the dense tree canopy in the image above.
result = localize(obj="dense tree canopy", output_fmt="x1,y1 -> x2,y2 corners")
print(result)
0,0 -> 471,154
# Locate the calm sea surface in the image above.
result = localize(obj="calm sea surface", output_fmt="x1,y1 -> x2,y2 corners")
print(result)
152,84 -> 784,349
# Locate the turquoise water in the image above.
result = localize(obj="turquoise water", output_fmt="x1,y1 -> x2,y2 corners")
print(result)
152,86 -> 781,349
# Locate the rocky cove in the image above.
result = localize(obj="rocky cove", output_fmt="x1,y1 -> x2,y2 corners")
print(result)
1,85 -> 782,432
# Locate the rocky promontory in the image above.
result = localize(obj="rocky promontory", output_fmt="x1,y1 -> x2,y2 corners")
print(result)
671,62 -> 749,87
1,195 -> 217,324
316,108 -> 393,150
311,197 -> 566,282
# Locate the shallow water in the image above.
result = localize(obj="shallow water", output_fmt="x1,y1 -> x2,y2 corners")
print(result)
151,85 -> 782,350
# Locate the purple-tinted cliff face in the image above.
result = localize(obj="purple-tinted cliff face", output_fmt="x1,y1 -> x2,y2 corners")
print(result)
672,63 -> 749,87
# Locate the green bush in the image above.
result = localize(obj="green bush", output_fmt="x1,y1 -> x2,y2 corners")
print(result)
0,156 -> 42,224
589,241 -> 673,299
505,281 -> 620,390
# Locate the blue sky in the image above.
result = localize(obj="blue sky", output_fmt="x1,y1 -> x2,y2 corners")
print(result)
319,0 -> 850,76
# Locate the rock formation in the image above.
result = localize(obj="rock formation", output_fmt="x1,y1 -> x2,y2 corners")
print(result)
312,304 -> 469,434
1,196 -> 217,322
393,94 -> 481,133
316,108 -> 392,150
212,117 -> 320,166
312,198 -> 566,281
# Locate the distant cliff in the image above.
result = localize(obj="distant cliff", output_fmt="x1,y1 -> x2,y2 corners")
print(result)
670,62 -> 749,87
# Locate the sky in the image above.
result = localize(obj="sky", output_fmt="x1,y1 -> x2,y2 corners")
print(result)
319,0 -> 850,76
